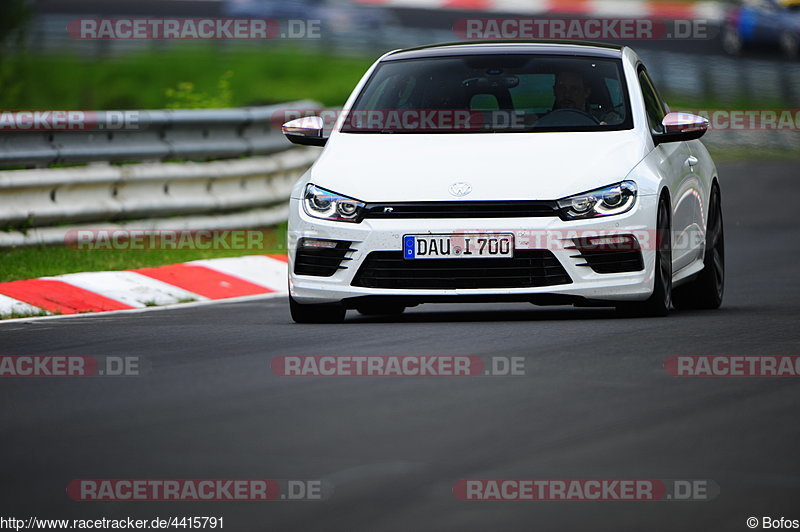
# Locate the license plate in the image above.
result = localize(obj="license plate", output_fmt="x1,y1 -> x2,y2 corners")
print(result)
403,234 -> 514,259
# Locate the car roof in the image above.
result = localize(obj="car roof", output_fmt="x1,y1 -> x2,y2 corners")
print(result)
383,41 -> 625,62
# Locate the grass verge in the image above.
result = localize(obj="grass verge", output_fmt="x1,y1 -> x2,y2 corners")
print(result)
0,46 -> 375,110
0,309 -> 51,320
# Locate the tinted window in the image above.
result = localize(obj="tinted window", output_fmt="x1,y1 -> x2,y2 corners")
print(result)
343,55 -> 633,133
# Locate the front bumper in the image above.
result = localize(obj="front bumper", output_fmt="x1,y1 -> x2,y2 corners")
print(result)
288,195 -> 659,305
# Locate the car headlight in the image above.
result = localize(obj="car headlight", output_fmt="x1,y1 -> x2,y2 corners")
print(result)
303,184 -> 365,223
556,181 -> 637,220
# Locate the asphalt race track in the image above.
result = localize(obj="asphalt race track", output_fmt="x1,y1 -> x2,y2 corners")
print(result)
1,160 -> 799,531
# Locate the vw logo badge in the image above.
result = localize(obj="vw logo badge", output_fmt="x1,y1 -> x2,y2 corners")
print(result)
449,182 -> 472,197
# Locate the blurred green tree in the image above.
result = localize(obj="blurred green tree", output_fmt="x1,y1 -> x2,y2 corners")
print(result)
0,0 -> 32,106
0,0 -> 31,53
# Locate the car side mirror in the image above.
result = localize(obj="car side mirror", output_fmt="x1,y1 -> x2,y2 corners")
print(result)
282,116 -> 327,147
653,112 -> 709,145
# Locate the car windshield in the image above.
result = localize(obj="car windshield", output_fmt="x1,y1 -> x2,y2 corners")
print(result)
341,54 -> 633,134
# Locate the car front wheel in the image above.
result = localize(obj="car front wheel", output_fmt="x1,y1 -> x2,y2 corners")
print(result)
780,31 -> 799,60
290,296 -> 346,324
672,184 -> 724,310
617,196 -> 672,317
721,23 -> 743,55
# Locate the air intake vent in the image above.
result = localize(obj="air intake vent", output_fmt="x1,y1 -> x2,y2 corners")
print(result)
568,235 -> 644,274
294,239 -> 354,277
352,250 -> 571,289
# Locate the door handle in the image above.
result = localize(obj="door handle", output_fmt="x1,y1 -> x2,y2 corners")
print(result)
686,156 -> 699,167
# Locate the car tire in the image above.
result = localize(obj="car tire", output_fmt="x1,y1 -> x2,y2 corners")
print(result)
617,196 -> 672,318
672,184 -> 725,310
356,303 -> 406,316
780,31 -> 799,60
290,296 -> 346,324
721,23 -> 743,55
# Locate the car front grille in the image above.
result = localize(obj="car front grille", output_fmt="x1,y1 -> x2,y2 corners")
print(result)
351,250 -> 572,289
294,239 -> 354,277
362,201 -> 558,219
568,236 -> 645,274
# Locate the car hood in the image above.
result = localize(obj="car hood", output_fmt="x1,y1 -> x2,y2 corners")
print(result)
304,130 -> 649,202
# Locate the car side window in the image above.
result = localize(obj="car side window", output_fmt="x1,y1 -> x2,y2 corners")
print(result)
638,68 -> 667,134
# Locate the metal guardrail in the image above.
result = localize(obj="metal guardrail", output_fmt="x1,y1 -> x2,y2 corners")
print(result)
0,150 -> 318,247
0,101 -> 323,247
0,100 -> 321,168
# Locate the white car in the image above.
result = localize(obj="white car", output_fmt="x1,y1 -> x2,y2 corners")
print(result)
282,41 -> 724,323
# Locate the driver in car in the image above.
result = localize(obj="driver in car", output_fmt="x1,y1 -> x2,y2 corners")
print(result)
552,70 -> 622,125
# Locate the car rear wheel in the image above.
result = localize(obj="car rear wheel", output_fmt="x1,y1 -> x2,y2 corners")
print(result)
672,184 -> 725,310
617,196 -> 672,317
721,23 -> 743,55
290,296 -> 346,324
780,31 -> 799,60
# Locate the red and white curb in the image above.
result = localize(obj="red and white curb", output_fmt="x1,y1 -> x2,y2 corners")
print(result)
0,254 -> 289,319
355,0 -> 723,20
